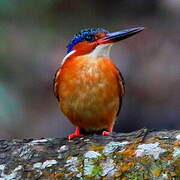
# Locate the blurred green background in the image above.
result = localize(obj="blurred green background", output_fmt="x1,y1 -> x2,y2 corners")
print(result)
0,0 -> 179,138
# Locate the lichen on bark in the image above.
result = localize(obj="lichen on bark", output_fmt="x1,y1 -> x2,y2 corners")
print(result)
0,129 -> 179,179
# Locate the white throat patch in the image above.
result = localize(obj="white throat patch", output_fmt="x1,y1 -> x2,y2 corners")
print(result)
86,44 -> 113,57
61,44 -> 112,65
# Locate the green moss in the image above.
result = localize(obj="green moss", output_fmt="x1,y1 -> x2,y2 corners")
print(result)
91,165 -> 103,176
126,170 -> 145,180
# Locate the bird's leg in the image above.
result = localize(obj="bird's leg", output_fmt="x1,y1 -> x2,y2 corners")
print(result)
68,127 -> 84,140
102,127 -> 113,136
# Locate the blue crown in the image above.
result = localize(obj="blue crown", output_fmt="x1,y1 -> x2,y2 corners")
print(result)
66,28 -> 109,53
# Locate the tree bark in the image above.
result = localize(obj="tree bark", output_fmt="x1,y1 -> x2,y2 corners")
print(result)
0,129 -> 179,180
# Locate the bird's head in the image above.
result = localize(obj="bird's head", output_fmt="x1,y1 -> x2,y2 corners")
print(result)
66,27 -> 144,58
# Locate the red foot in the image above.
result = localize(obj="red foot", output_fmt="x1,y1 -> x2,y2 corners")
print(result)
102,128 -> 113,136
68,127 -> 84,140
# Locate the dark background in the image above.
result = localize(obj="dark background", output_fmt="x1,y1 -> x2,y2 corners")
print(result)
0,0 -> 179,138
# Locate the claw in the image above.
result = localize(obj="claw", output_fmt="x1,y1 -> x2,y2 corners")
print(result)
68,127 -> 84,140
102,131 -> 110,136
102,127 -> 113,136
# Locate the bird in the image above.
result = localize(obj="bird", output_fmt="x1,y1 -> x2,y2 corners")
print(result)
54,27 -> 144,139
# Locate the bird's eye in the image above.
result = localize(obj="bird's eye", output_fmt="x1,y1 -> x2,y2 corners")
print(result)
85,35 -> 96,42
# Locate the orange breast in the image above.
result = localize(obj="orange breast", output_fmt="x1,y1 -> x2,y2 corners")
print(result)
57,55 -> 123,131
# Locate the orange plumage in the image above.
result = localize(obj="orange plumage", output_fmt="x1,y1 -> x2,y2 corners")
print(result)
55,55 -> 124,131
54,27 -> 144,139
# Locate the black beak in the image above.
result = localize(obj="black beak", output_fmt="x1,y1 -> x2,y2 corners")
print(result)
98,27 -> 144,44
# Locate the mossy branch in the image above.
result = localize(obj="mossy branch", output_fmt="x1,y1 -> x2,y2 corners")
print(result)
0,129 -> 179,179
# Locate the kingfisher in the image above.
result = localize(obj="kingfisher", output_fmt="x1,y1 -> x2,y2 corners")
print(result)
54,27 -> 144,139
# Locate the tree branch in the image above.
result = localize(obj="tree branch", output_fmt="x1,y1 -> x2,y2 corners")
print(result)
0,129 -> 179,179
